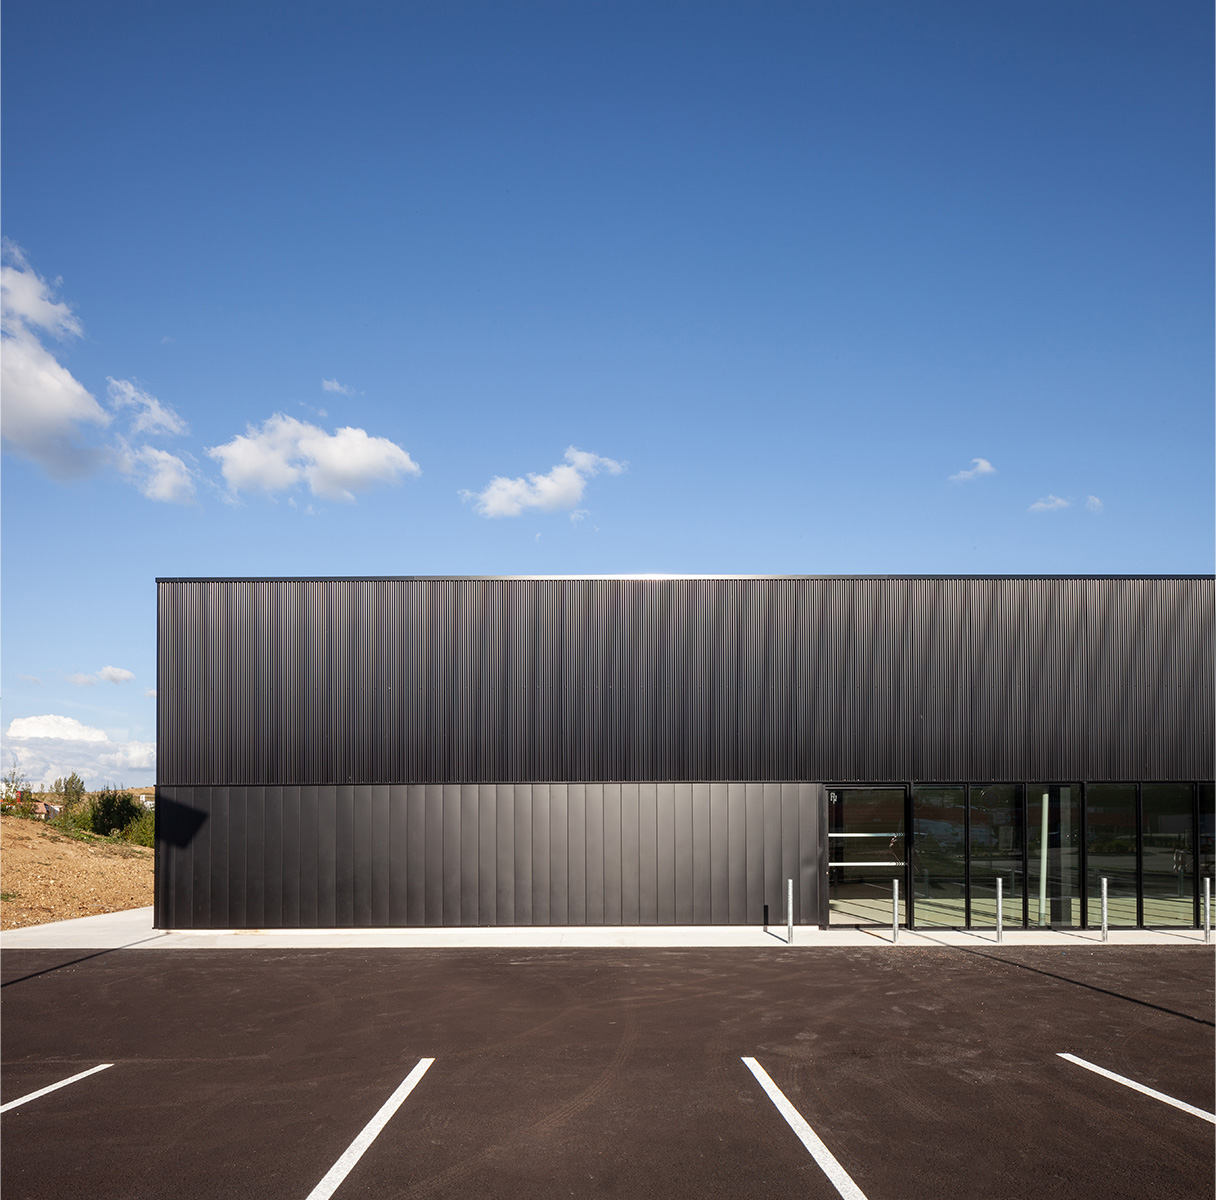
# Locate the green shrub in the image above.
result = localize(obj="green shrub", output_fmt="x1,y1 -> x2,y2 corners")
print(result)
90,788 -> 143,837
51,772 -> 86,807
53,797 -> 96,836
120,807 -> 155,847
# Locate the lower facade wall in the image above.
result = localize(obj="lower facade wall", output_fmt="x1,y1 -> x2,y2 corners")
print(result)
154,782 -> 824,929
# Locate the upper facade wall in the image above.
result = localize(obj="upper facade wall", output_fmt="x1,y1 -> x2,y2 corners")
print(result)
157,576 -> 1215,786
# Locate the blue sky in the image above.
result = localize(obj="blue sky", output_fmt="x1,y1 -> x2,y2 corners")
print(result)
2,0 -> 1212,787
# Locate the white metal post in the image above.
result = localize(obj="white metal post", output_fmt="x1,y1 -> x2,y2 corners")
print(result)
786,878 -> 793,945
996,876 -> 1003,944
1101,877 -> 1108,943
892,877 -> 899,944
1205,877 -> 1211,944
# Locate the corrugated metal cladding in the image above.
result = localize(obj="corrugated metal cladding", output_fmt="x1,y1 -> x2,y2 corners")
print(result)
158,576 -> 1214,786
155,782 -> 822,929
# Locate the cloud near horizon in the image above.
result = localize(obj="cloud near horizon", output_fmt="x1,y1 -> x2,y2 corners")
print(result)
461,446 -> 625,517
3,713 -> 155,789
208,413 -> 421,502
0,241 -> 110,477
949,457 -> 996,483
1029,494 -> 1070,512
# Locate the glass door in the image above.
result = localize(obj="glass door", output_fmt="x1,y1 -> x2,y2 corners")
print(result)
828,787 -> 907,925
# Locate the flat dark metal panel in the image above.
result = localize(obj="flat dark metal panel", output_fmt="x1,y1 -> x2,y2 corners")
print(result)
478,783 -> 496,926
620,783 -> 640,924
424,784 -> 443,925
157,577 -> 1215,789
745,783 -> 765,924
335,785 -> 354,927
392,784 -> 413,926
227,787 -> 246,928
638,783 -> 658,925
442,785 -> 461,926
495,782 -> 514,925
710,782 -> 729,923
370,785 -> 391,926
567,784 -> 587,925
763,783 -> 782,920
281,786 -> 300,927
298,785 -> 318,927
692,783 -> 712,924
585,782 -> 605,924
780,784 -> 799,924
550,784 -> 569,925
460,784 -> 479,926
189,786 -> 209,928
315,786 -> 336,927
352,788 -> 373,926
513,783 -> 533,925
602,783 -> 622,924
728,782 -> 747,924
674,783 -> 694,924
263,786 -> 283,928
532,784 -> 550,925
655,783 -> 676,924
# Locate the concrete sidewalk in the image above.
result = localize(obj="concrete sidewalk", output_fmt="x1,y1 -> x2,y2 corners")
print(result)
2,906 -> 1211,950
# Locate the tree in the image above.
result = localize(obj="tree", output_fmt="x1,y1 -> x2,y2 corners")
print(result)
51,772 -> 86,806
2,760 -> 32,803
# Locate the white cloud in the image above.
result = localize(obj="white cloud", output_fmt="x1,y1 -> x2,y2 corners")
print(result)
462,446 -> 625,518
1029,494 -> 1070,512
68,672 -> 97,686
98,665 -> 135,684
1086,495 -> 1103,513
207,413 -> 420,503
145,688 -> 157,698
114,442 -> 196,504
0,243 -> 110,477
949,457 -> 996,483
18,674 -> 42,685
3,713 -> 155,788
106,377 -> 189,436
8,714 -> 108,741
321,377 -> 355,396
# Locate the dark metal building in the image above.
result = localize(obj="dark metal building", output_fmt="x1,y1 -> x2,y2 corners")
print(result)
155,575 -> 1214,930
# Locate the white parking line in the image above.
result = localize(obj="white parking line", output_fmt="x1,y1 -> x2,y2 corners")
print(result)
1058,1053 -> 1216,1124
0,1063 -> 114,1114
305,1058 -> 435,1200
741,1057 -> 869,1200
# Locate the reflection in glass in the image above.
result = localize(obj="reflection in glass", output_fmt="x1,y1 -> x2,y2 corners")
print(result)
1027,785 -> 1080,926
969,785 -> 1024,927
1140,785 -> 1194,926
1086,784 -> 1137,925
1200,785 -> 1215,914
912,786 -> 966,926
828,788 -> 905,925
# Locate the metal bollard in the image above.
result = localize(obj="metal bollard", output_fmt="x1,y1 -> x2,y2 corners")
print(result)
786,878 -> 794,945
1101,877 -> 1108,943
1205,877 -> 1211,944
892,877 -> 899,944
996,877 -> 1003,944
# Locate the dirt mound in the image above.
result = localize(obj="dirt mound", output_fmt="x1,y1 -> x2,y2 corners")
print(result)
0,815 -> 154,929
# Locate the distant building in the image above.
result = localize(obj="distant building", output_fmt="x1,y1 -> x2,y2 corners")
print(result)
155,576 -> 1214,930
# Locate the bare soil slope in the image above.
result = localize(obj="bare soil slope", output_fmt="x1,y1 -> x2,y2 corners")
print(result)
0,816 -> 153,929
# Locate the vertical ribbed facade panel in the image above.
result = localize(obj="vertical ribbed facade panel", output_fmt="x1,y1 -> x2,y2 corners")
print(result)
158,575 -> 1214,786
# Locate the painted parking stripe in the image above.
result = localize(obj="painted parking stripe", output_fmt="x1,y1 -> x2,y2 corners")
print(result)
305,1058 -> 434,1200
0,1063 -> 114,1114
1058,1053 -> 1216,1124
741,1057 -> 868,1200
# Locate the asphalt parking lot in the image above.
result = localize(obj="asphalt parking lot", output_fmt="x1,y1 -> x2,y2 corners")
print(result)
2,946 -> 1212,1199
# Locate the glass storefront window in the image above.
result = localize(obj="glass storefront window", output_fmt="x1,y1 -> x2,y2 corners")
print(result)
1085,783 -> 1137,926
828,788 -> 906,925
1140,784 -> 1194,926
1200,785 -> 1215,915
1027,784 -> 1081,926
912,786 -> 966,926
969,784 -> 1023,927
